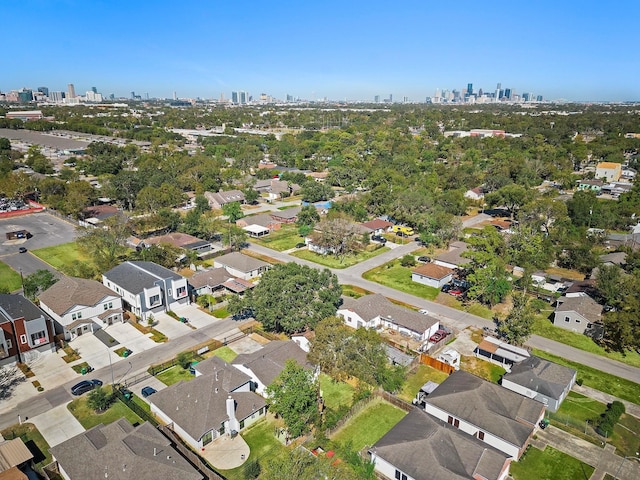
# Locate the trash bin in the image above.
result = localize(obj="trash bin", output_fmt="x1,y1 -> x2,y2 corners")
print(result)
124,392 -> 132,400
123,349 -> 131,358
81,367 -> 87,375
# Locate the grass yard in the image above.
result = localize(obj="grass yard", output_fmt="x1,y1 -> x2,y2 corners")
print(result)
210,345 -> 238,362
31,242 -> 99,275
461,355 -> 506,383
0,261 -> 22,291
533,349 -> 640,405
211,306 -> 229,318
341,284 -> 373,299
239,249 -> 283,265
330,398 -> 406,450
614,413 -> 640,457
533,316 -> 640,369
220,417 -> 288,480
319,374 -> 354,409
156,365 -> 195,386
1,422 -> 52,472
362,260 -> 439,300
291,246 -> 390,269
397,364 -> 450,403
510,446 -> 595,480
250,224 -> 304,251
68,391 -> 144,430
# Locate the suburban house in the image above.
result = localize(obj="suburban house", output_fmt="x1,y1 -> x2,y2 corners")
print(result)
433,241 -> 470,270
501,356 -> 577,412
49,419 -> 203,480
266,179 -> 301,200
232,340 -> 314,395
423,370 -> 545,459
0,437 -> 34,479
0,294 -> 55,366
464,186 -> 485,201
78,205 -> 124,228
188,268 -> 234,296
236,214 -> 282,237
553,294 -> 602,334
595,161 -> 622,182
141,232 -> 212,257
411,263 -> 455,289
601,181 -> 633,198
370,408 -> 511,480
360,218 -> 394,235
474,336 -> 530,371
598,251 -> 627,267
337,294 -> 440,345
269,206 -> 301,224
204,190 -> 245,210
39,277 -> 123,341
577,179 -> 604,193
214,252 -> 270,280
150,357 -> 267,450
102,261 -> 189,321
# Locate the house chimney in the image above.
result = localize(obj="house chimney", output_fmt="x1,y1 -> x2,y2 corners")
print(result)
226,395 -> 239,433
153,447 -> 157,456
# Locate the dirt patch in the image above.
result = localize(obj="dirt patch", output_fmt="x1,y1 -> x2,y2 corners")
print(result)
249,333 -> 271,345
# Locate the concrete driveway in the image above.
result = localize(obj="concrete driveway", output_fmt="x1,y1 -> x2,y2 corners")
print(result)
131,377 -> 167,403
30,403 -> 84,447
28,350 -> 79,391
71,334 -> 120,372
153,311 -> 193,339
171,303 -> 222,329
104,322 -> 157,353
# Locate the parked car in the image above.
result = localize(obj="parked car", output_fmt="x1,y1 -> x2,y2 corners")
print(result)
441,284 -> 453,293
449,288 -> 464,296
295,242 -> 306,248
71,379 -> 103,396
18,247 -> 27,253
429,330 -> 447,343
395,231 -> 409,238
452,279 -> 470,290
371,235 -> 387,244
418,309 -> 429,315
417,256 -> 431,263
141,386 -> 157,398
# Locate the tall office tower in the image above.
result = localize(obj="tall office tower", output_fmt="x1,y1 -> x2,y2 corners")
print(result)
91,86 -> 97,93
145,93 -> 149,100
496,83 -> 501,90
389,94 -> 393,103
239,91 -> 248,104
374,95 -> 380,103
403,96 -> 409,103
452,89 -> 461,102
49,91 -> 64,102
467,83 -> 473,95
18,90 -> 33,102
131,91 -> 136,100
67,83 -> 76,98
286,94 -> 293,102
478,88 -> 483,97
536,95 -> 543,102
231,91 -> 239,103
522,93 -> 530,102
109,93 -> 115,100
38,86 -> 49,96
504,88 -> 511,100
173,91 -> 177,100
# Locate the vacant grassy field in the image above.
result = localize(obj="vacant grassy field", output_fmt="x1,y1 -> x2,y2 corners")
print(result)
510,446 -> 595,480
32,241 -> 100,275
330,398 -> 406,450
461,355 -> 506,383
292,246 -> 389,269
398,364 -> 450,403
1,422 -> 52,472
0,261 -> 22,291
250,224 -> 304,251
220,417 -> 287,480
533,316 -> 640,369
319,374 -> 354,409
363,260 -> 439,300
533,349 -> 640,405
156,365 -> 195,386
68,391 -> 144,429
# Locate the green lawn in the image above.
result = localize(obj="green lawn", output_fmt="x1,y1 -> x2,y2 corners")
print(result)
0,422 -> 52,472
510,446 -> 595,480
362,260 -> 439,300
32,242 -> 99,275
330,398 -> 406,450
211,346 -> 238,362
156,365 -> 195,386
220,417 -> 287,480
397,364 -> 450,403
67,390 -> 144,430
211,306 -> 229,318
0,261 -> 22,291
250,224 -> 304,251
319,374 -> 354,409
341,284 -> 373,299
533,316 -> 640,369
533,349 -> 640,405
461,355 -> 506,383
291,246 -> 390,269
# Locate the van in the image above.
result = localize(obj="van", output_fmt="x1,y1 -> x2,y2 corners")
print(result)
392,225 -> 414,236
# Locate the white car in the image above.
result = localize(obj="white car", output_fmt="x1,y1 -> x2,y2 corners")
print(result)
418,309 -> 429,315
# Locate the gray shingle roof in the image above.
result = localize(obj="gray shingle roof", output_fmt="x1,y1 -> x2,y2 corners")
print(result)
39,276 -> 118,315
425,370 -> 544,449
50,419 -> 202,480
149,358 -> 265,441
214,252 -> 269,274
269,206 -> 301,220
239,213 -> 280,228
372,408 -> 510,480
0,294 -> 47,322
435,241 -> 470,267
232,340 -> 313,387
103,261 -> 183,294
503,356 -> 576,400
188,268 -> 234,289
555,294 -> 602,323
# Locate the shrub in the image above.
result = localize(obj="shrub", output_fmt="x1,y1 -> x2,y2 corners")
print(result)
243,459 -> 261,479
87,386 -> 113,412
176,351 -> 192,370
400,254 -> 416,267
322,404 -> 350,430
597,400 -> 625,437
576,378 -> 583,386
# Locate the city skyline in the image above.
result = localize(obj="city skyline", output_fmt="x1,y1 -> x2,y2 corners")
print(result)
4,0 -> 639,102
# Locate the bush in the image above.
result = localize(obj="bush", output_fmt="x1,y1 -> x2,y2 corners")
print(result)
576,378 -> 583,386
323,404 -> 350,430
176,352 -> 192,370
400,254 -> 416,267
352,384 -> 372,404
87,387 -> 113,412
597,400 -> 625,437
243,459 -> 261,479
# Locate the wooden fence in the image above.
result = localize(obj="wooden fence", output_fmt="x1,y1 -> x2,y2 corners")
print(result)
419,353 -> 456,375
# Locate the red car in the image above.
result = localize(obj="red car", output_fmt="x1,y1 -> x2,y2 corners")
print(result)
429,330 -> 447,343
449,288 -> 463,296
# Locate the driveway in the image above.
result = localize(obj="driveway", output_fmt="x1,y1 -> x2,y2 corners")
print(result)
28,350 -> 79,391
70,334 -> 121,372
171,303 -> 222,329
104,322 -> 157,354
152,311 -> 193,339
30,403 -> 84,447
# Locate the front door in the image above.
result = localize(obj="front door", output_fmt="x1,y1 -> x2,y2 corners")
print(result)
107,317 -> 113,326
76,327 -> 83,336
202,431 -> 213,446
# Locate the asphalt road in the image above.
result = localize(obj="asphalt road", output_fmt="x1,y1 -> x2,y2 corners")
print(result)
246,242 -> 640,385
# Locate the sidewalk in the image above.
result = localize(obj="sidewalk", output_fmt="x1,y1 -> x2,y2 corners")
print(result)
573,384 -> 640,419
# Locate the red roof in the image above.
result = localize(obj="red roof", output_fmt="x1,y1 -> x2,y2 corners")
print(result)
361,219 -> 393,230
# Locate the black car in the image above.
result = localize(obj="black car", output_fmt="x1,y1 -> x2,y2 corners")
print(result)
371,235 -> 387,244
18,247 -> 27,253
417,256 -> 430,263
71,379 -> 103,396
141,386 -> 157,398
441,283 -> 452,293
295,242 -> 306,248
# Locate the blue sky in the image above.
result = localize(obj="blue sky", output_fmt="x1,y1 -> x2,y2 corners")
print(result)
4,0 -> 639,101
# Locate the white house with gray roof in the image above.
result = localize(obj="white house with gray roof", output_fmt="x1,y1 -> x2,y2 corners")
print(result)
370,408 -> 511,480
149,357 -> 267,450
552,293 -> 602,334
423,370 -> 545,459
102,261 -> 188,321
337,294 -> 440,346
39,276 -> 123,341
214,252 -> 270,280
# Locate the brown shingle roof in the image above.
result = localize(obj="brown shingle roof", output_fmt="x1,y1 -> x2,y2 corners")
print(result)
188,268 -> 233,289
412,263 -> 455,280
39,277 -> 119,315
361,219 -> 393,230
0,438 -> 33,471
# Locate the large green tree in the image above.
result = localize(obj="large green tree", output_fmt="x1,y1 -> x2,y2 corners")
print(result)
23,269 -> 58,300
496,292 -> 535,345
76,218 -> 130,272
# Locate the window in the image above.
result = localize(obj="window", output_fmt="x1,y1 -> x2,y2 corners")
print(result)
103,302 -> 113,311
6,339 -> 12,349
447,415 -> 454,425
149,294 -> 160,306
31,331 -> 46,345
77,312 -> 82,319
20,335 -> 27,344
477,431 -> 485,440
176,286 -> 186,298
394,471 -> 407,480
240,419 -> 245,429
564,316 -> 570,322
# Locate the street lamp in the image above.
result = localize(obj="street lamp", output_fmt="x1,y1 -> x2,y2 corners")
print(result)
614,455 -> 640,479
105,345 -> 115,388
